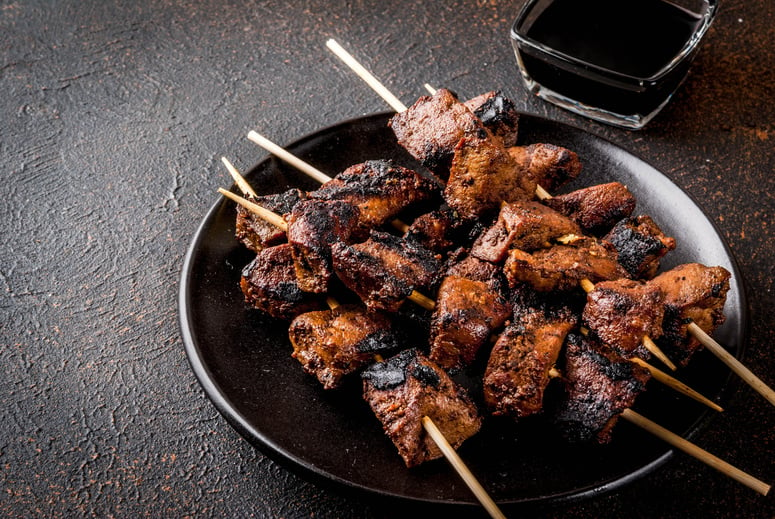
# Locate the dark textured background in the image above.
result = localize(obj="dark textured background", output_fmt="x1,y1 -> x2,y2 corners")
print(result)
1,1 -> 773,517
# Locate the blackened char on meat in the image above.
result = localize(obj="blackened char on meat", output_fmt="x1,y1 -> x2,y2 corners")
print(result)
544,182 -> 636,236
362,349 -> 482,467
235,188 -> 307,252
507,143 -> 582,193
289,304 -> 399,389
287,199 -> 361,293
310,160 -> 440,230
604,215 -> 676,279
484,287 -> 580,418
553,333 -> 651,443
240,243 -> 324,320
463,91 -> 520,147
471,199 -> 582,263
582,278 -> 665,360
650,263 -> 731,367
332,231 -> 442,312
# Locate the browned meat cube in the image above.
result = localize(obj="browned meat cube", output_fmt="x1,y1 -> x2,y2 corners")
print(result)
651,263 -> 731,367
287,199 -> 361,293
310,160 -> 440,230
389,88 -> 485,177
428,275 -> 511,371
603,215 -> 676,279
235,188 -> 307,252
544,182 -> 636,236
444,253 -> 507,293
240,244 -> 325,320
582,278 -> 665,360
464,91 -> 520,147
483,289 -> 578,418
553,333 -> 651,443
361,349 -> 482,467
404,208 -> 458,253
471,199 -> 582,263
504,238 -> 629,292
445,135 -> 537,220
507,143 -> 582,193
332,231 -> 442,312
289,304 -> 399,389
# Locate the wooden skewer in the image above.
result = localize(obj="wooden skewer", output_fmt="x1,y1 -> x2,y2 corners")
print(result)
688,322 -> 775,407
217,188 -> 288,231
620,409 -> 770,496
546,369 -> 769,495
579,278 -> 677,371
629,357 -> 723,412
221,157 -> 257,198
326,39 -> 408,113
421,416 -> 507,519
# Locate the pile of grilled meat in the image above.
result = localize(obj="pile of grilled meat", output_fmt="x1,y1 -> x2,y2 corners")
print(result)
232,88 -> 731,467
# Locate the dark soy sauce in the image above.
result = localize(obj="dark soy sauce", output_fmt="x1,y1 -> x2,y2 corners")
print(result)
517,0 -> 704,118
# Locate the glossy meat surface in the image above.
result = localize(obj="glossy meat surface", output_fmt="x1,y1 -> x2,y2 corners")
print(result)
651,263 -> 731,366
471,199 -> 582,263
545,182 -> 636,236
289,304 -> 399,389
428,275 -> 511,371
504,238 -> 629,292
507,143 -> 582,193
583,278 -> 665,359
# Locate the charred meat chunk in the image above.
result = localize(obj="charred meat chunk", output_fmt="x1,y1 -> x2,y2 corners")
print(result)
507,143 -> 582,193
310,160 -> 440,230
240,244 -> 324,320
471,199 -> 582,263
287,199 -> 361,293
428,275 -> 511,371
389,88 -> 485,177
445,135 -> 537,220
582,278 -> 665,360
362,349 -> 482,467
332,231 -> 442,312
544,182 -> 636,236
553,333 -> 651,443
504,238 -> 629,292
444,253 -> 507,294
235,188 -> 307,252
484,288 -> 579,418
604,215 -> 676,279
463,91 -> 520,147
289,304 -> 400,389
650,263 -> 731,367
404,208 -> 459,253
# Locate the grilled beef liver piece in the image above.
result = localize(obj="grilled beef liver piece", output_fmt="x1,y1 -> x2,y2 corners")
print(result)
362,349 -> 482,467
544,182 -> 636,236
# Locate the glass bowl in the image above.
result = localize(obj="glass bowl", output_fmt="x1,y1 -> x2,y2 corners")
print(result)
510,0 -> 718,129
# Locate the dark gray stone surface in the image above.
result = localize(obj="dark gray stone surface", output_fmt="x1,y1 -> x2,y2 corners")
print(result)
1,1 -> 772,517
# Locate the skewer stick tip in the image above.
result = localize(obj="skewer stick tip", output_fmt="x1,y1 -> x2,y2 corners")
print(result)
422,416 -> 507,519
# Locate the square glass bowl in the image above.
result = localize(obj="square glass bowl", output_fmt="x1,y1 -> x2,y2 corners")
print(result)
510,0 -> 718,129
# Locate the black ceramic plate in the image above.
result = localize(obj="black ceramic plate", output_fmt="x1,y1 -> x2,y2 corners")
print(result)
179,113 -> 746,509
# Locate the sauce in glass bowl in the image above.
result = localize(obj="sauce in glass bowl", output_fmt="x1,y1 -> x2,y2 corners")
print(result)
511,0 -> 718,129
